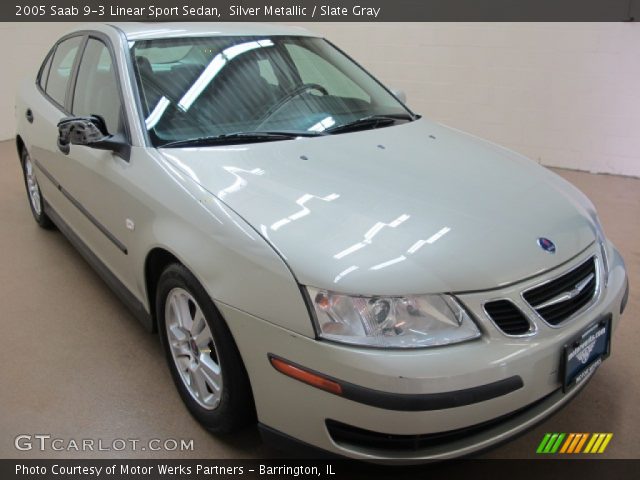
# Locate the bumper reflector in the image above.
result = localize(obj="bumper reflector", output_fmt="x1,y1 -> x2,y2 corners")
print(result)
269,355 -> 343,396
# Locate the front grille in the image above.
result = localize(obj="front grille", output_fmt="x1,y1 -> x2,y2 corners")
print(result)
484,300 -> 531,335
523,256 -> 597,325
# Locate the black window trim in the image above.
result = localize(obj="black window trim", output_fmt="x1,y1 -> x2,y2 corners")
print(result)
36,47 -> 54,93
69,32 -> 132,152
65,35 -> 89,114
108,23 -> 151,148
35,32 -> 86,115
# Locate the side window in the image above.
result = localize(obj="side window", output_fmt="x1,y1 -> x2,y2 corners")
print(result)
285,44 -> 370,102
45,36 -> 83,107
72,38 -> 124,135
38,51 -> 53,91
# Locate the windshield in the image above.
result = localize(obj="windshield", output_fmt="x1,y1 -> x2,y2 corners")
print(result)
131,35 -> 415,146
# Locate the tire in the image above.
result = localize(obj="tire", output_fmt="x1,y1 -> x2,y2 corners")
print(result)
20,148 -> 54,229
156,263 -> 256,433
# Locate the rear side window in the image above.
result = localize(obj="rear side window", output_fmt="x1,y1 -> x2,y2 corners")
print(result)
45,36 -> 83,107
72,38 -> 124,135
38,52 -> 53,91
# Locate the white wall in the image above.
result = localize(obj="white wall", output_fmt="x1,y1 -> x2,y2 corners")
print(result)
1,22 -> 638,177
291,23 -> 640,178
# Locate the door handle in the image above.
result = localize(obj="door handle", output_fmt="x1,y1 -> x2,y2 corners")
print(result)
25,109 -> 34,124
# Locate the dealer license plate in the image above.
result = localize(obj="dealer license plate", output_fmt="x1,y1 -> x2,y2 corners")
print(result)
562,315 -> 611,392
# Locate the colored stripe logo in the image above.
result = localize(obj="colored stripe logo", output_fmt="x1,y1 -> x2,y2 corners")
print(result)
536,433 -> 612,454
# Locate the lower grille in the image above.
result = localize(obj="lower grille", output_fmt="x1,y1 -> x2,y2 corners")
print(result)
523,257 -> 597,325
484,300 -> 531,335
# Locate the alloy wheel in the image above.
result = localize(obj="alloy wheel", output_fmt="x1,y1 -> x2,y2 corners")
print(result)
24,155 -> 42,216
164,287 -> 223,410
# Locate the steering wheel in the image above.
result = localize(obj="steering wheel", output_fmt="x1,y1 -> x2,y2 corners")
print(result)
257,83 -> 329,127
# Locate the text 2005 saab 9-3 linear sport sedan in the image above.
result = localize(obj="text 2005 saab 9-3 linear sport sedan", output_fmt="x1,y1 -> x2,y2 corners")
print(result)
15,23 -> 629,461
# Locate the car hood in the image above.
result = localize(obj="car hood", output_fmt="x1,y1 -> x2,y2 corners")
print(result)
159,118 -> 596,294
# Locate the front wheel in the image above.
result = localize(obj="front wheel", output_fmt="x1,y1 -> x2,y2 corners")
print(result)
156,264 -> 256,433
20,148 -> 54,229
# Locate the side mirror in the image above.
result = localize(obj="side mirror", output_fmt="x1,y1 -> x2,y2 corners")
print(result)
57,116 -> 130,160
391,88 -> 407,104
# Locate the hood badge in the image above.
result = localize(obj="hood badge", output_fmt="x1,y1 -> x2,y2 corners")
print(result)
537,237 -> 556,254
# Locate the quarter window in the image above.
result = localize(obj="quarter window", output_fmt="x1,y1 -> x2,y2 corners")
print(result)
72,38 -> 124,135
45,36 -> 83,107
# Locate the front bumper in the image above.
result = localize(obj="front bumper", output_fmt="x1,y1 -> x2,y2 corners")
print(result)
219,244 -> 627,461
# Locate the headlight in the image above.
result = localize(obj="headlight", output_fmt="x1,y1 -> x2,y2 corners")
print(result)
306,287 -> 481,348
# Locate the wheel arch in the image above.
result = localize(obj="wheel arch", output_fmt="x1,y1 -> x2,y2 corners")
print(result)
143,245 -> 236,334
144,247 -> 182,332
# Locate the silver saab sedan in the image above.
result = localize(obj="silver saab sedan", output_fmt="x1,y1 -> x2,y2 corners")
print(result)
16,23 -> 629,461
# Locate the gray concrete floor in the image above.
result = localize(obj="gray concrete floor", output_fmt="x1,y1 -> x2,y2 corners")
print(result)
0,140 -> 638,459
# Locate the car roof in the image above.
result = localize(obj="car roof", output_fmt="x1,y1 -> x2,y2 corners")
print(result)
105,22 -> 318,40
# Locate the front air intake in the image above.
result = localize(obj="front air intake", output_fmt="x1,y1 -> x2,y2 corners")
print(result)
484,300 -> 531,335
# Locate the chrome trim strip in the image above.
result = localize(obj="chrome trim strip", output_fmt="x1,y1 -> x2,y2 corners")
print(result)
33,159 -> 128,255
521,256 -> 600,329
532,272 -> 595,310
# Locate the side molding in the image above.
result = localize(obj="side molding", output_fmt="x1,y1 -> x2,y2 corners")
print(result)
35,159 -> 128,254
44,200 -> 153,332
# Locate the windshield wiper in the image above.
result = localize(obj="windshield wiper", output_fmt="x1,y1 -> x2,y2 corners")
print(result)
160,130 -> 324,148
326,113 -> 414,134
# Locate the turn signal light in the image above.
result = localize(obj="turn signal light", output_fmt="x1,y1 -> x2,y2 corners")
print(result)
269,355 -> 343,396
